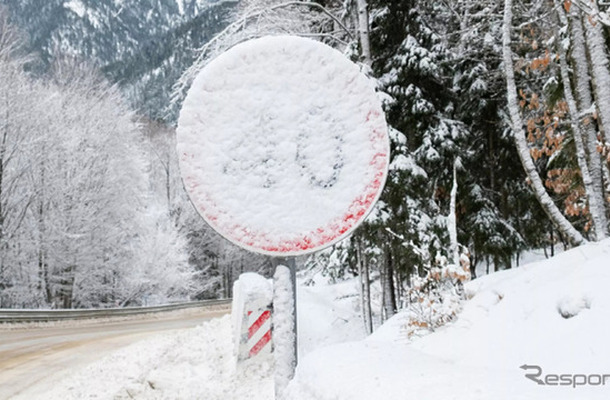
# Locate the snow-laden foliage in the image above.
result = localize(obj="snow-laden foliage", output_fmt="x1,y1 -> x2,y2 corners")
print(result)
170,0 -> 346,118
0,18 -> 194,308
302,244 -> 351,285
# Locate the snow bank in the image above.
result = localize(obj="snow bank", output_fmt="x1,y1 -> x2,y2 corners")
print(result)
297,279 -> 365,357
177,35 -> 389,255
41,315 -> 273,400
411,240 -> 610,372
288,239 -> 610,399
41,277 -> 367,399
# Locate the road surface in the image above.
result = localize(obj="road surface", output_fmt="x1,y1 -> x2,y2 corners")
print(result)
0,307 -> 229,399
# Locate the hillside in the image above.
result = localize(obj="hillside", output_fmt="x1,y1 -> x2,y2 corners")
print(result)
0,0 -> 237,120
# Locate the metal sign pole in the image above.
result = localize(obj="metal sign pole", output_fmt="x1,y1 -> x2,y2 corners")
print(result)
286,256 -> 297,367
273,256 -> 298,368
272,256 -> 298,399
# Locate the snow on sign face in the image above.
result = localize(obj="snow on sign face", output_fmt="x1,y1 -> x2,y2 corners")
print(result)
177,35 -> 389,256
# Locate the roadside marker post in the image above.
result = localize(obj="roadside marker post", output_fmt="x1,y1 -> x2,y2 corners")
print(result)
232,273 -> 274,363
241,300 -> 273,360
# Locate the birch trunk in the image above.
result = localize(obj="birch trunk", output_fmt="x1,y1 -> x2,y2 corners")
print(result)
356,0 -> 372,67
448,160 -> 459,265
502,0 -> 585,245
568,5 -> 608,237
604,162 -> 610,195
555,2 -> 607,240
583,0 -> 610,140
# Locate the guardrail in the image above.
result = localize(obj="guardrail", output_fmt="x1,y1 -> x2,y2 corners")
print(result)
0,299 -> 232,323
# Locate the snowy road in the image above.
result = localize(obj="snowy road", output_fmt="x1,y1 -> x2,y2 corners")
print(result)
0,307 -> 229,399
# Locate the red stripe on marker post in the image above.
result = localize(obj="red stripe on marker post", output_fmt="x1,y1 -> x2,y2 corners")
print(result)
243,307 -> 273,359
248,310 -> 271,339
250,329 -> 272,357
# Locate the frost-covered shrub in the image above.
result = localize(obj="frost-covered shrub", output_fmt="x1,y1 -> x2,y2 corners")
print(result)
403,253 -> 471,338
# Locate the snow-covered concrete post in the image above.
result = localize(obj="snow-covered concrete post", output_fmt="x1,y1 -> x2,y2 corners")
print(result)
232,273 -> 274,363
273,262 -> 297,399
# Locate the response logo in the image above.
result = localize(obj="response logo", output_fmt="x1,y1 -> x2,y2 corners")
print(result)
520,364 -> 610,388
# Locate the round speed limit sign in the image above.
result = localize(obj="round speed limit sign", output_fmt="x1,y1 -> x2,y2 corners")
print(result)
177,35 -> 389,256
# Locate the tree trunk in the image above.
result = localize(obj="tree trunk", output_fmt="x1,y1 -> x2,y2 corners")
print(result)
356,0 -> 372,67
567,4 -> 608,238
550,226 -> 555,257
554,2 -> 607,240
224,260 -> 232,299
583,1 -> 610,144
356,239 -> 373,334
59,265 -> 75,309
448,160 -> 459,265
0,92 -> 8,263
382,246 -> 397,319
470,250 -> 477,279
502,0 -> 585,246
604,162 -> 610,198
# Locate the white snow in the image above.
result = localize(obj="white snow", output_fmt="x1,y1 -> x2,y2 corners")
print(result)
389,153 -> 427,177
177,35 -> 389,256
40,316 -> 274,400
64,0 -> 86,18
297,279 -> 366,357
40,276 -> 366,399
288,239 -> 610,399
35,240 -> 610,399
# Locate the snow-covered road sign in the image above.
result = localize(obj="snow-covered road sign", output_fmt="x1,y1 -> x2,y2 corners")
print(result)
176,35 -> 389,256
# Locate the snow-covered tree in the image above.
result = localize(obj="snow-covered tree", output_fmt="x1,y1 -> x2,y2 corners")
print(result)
171,0 -> 353,113
552,0 -> 607,241
0,14 -> 195,308
502,0 -> 585,246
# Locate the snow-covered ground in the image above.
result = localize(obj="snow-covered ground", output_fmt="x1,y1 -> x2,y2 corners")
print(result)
43,239 -> 610,399
289,240 -> 610,400
41,274 -> 365,399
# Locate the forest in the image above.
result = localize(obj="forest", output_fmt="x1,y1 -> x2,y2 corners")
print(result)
1,0 -> 610,321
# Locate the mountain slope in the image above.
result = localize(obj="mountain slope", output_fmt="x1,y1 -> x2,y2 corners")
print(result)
1,0 -> 237,120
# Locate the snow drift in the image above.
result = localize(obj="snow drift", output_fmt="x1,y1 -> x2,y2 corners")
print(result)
287,239 -> 610,399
